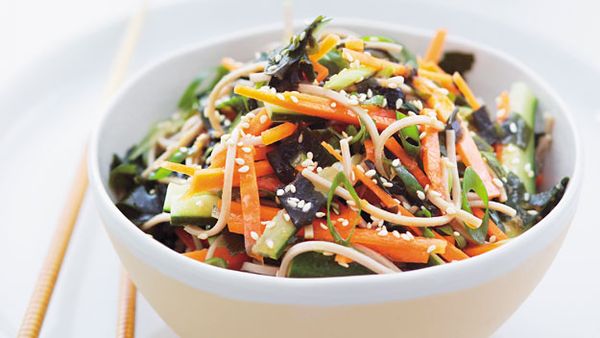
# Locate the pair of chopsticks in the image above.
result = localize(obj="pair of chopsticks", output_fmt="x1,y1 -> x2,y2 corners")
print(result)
17,3 -> 147,338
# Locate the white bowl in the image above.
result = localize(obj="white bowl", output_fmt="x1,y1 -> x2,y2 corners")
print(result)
89,19 -> 582,338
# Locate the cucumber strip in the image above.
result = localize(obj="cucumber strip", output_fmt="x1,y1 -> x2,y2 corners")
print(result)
170,191 -> 219,226
253,210 -> 297,259
501,82 -> 537,193
288,251 -> 374,277
163,182 -> 187,212
324,66 -> 375,90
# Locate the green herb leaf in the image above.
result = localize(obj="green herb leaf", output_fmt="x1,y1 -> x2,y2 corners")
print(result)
461,167 -> 490,244
327,172 -> 362,245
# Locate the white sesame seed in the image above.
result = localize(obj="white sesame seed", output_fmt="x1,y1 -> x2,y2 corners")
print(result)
287,199 -> 298,208
527,209 -> 538,215
276,189 -> 284,196
400,233 -> 411,241
493,178 -> 504,188
395,98 -> 404,110
241,146 -> 252,153
392,230 -> 401,238
367,89 -> 373,98
298,133 -> 303,143
372,179 -> 378,184
509,122 -> 517,133
290,95 -> 299,103
341,219 -> 349,227
365,169 -> 376,177
427,245 -> 436,253
250,231 -> 259,240
330,102 -> 337,108
238,165 -> 250,173
316,211 -> 326,218
320,222 -> 328,230
306,151 -> 314,160
302,202 -> 312,212
453,231 -> 460,237
276,93 -> 285,101
377,227 -> 388,236
405,231 -> 415,240
289,185 -> 296,193
297,200 -> 306,208
524,192 -> 530,201
489,235 -> 497,243
235,158 -> 245,165
259,115 -> 268,124
391,159 -> 400,167
417,190 -> 426,200
338,262 -> 350,268
383,182 -> 394,188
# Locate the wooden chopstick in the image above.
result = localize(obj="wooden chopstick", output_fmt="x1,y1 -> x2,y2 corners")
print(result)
116,271 -> 137,338
17,3 -> 147,338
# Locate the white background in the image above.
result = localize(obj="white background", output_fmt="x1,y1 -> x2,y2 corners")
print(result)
0,0 -> 598,337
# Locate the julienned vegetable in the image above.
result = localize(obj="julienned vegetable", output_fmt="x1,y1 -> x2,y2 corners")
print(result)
109,17 -> 569,278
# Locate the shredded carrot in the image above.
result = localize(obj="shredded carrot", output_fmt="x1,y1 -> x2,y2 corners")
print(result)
244,107 -> 272,135
463,240 -> 507,257
256,175 -> 282,192
424,29 -> 447,64
456,125 -> 501,198
310,34 -> 340,61
225,200 -> 280,235
210,145 -> 272,169
261,122 -> 298,145
234,85 -> 396,130
238,145 -> 262,258
187,160 -> 274,193
418,58 -> 446,73
183,249 -> 208,261
334,254 -> 354,266
452,72 -> 480,109
321,142 -> 398,210
341,48 -> 409,76
221,57 -> 242,71
420,124 -> 446,198
384,138 -> 431,187
160,161 -> 195,176
496,90 -> 510,122
344,38 -> 364,52
364,139 -> 375,163
313,61 -> 329,82
418,69 -> 458,94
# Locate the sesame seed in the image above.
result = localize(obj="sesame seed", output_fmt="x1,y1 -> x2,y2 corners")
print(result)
489,235 -> 497,243
395,98 -> 404,109
241,147 -> 252,153
338,262 -> 350,268
400,233 -> 411,241
330,102 -> 337,108
287,199 -> 298,208
427,245 -> 436,254
276,93 -> 285,101
298,133 -> 303,143
524,192 -> 530,201
392,230 -> 401,238
302,202 -> 312,212
291,95 -> 299,103
527,209 -> 538,215
259,115 -> 268,124
235,158 -> 245,165
289,185 -> 296,193
509,122 -> 517,133
238,165 -> 250,173
367,89 -> 373,98
383,182 -> 394,188
341,219 -> 349,227
493,178 -> 504,187
306,151 -> 314,160
405,231 -> 415,240
391,159 -> 400,167
419,132 -> 427,140
372,179 -> 378,184
417,190 -> 426,200
424,184 -> 430,192
453,231 -> 460,237
377,227 -> 388,236
365,169 -> 376,177
250,231 -> 259,240
320,222 -> 328,230
316,211 -> 325,218
297,200 -> 306,208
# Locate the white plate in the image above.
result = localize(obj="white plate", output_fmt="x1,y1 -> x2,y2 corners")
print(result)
1,1 -> 597,337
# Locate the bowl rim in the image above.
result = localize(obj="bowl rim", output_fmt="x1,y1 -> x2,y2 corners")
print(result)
89,18 -> 583,306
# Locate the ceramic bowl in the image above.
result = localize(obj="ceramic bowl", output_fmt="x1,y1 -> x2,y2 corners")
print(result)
89,19 -> 582,338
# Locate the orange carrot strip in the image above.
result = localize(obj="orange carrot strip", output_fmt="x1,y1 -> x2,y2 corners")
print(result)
210,145 -> 271,169
244,107 -> 272,135
452,72 -> 480,109
183,249 -> 208,261
418,69 -> 458,94
189,160 -> 274,193
496,91 -> 510,122
456,126 -> 500,198
384,138 -> 431,187
313,225 -> 447,263
310,34 -> 340,61
313,61 -> 329,82
364,139 -> 375,163
238,145 -> 262,256
256,175 -> 282,192
342,48 -> 409,76
418,58 -> 446,73
321,142 -> 398,210
261,122 -> 298,145
160,161 -> 195,176
344,38 -> 364,52
226,200 -> 280,235
463,241 -> 507,257
234,85 -> 395,130
424,29 -> 447,64
421,125 -> 446,197
473,208 -> 508,241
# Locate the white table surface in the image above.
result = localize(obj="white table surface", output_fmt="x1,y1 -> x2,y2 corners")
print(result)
1,0 -> 599,337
